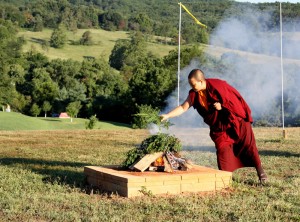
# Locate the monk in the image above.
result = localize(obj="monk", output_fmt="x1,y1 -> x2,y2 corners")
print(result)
161,69 -> 267,183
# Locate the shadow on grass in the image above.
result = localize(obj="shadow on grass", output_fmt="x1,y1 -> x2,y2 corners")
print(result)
30,37 -> 45,44
259,150 -> 300,158
39,118 -> 62,122
0,157 -> 92,191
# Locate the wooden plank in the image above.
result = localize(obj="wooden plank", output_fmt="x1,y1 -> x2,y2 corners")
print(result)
133,152 -> 164,172
163,156 -> 173,173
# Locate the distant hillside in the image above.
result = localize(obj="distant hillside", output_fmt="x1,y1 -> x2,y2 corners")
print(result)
1,0 -> 300,44
18,28 -> 177,61
18,28 -> 300,65
0,112 -> 130,131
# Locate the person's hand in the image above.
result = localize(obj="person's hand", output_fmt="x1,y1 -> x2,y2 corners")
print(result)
214,102 -> 222,110
160,114 -> 169,122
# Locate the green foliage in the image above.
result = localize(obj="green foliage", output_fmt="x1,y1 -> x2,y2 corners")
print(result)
109,33 -> 146,71
122,133 -> 182,168
66,101 -> 82,122
124,103 -> 180,167
0,19 -> 25,108
79,31 -> 93,45
99,11 -> 125,31
42,101 -> 52,117
31,68 -> 59,104
140,133 -> 182,154
4,0 -> 300,41
132,104 -> 171,130
85,115 -> 98,129
30,103 -> 41,117
128,13 -> 153,34
163,45 -> 206,73
138,186 -> 154,197
50,26 -> 67,48
128,55 -> 175,107
109,39 -> 129,70
33,14 -> 43,32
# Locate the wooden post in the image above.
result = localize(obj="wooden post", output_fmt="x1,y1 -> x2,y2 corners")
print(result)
283,129 -> 287,139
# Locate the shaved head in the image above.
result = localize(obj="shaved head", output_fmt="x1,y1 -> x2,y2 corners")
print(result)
188,69 -> 205,81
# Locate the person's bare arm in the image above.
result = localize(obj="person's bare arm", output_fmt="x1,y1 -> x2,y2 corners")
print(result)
160,96 -> 192,121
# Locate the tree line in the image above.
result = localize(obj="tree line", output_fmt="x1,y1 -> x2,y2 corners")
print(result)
1,0 -> 300,126
0,19 -> 206,123
1,19 -> 299,126
1,0 -> 300,45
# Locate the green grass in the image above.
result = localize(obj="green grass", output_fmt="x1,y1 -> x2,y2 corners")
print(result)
0,127 -> 299,221
18,28 -> 176,61
18,29 -> 300,67
0,112 -> 130,130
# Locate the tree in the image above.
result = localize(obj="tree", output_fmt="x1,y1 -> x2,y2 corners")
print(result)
79,31 -> 93,45
163,45 -> 206,73
109,39 -> 130,70
33,14 -> 43,32
30,103 -> 41,117
31,68 -> 59,105
128,13 -> 153,34
50,26 -> 67,48
98,11 -> 125,31
42,101 -> 52,118
109,33 -> 147,71
0,19 -> 25,109
128,56 -> 175,108
66,101 -> 81,122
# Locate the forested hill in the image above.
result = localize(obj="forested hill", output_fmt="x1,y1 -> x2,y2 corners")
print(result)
1,0 -> 300,44
1,0 -> 300,126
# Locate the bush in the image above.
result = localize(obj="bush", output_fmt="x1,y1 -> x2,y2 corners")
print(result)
85,115 -> 98,129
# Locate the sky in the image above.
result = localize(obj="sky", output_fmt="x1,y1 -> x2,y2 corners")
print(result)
236,0 -> 300,2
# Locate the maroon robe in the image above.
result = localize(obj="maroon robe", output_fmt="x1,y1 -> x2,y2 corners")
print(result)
189,79 -> 261,172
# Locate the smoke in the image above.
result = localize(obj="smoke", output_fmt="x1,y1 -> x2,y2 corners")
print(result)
147,123 -> 160,135
162,7 -> 300,149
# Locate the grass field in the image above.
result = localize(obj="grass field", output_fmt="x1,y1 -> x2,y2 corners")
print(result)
18,28 -> 177,61
0,112 -> 130,131
18,29 -> 300,66
0,127 -> 299,221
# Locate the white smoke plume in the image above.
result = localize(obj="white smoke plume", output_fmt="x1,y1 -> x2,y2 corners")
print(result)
162,7 -> 300,150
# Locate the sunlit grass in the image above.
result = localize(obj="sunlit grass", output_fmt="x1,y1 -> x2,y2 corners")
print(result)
0,112 -> 130,130
18,28 -> 177,61
0,128 -> 299,221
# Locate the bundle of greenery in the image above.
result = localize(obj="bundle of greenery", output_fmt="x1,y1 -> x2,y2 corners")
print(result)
122,133 -> 182,168
123,109 -> 183,168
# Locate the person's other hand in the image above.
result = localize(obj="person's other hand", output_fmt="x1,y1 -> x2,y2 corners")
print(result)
214,102 -> 222,110
160,114 -> 169,122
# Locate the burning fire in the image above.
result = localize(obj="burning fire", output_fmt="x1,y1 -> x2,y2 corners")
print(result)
153,157 -> 164,166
